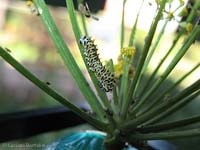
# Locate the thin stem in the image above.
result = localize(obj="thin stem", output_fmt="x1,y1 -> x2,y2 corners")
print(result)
81,15 -> 89,36
132,24 -> 200,113
0,47 -> 107,131
120,0 -> 127,48
109,59 -> 119,115
137,115 -> 200,133
136,20 -> 168,95
120,59 -> 129,120
128,0 -> 144,47
137,33 -> 182,99
33,0 -> 105,120
124,0 -> 168,117
143,89 -> 200,125
65,0 -> 112,111
143,19 -> 169,72
78,0 -> 89,36
130,128 -> 200,140
122,79 -> 200,131
137,0 -> 200,98
137,63 -> 200,116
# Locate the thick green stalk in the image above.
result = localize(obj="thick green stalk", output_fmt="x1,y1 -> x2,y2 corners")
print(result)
130,128 -> 200,140
65,0 -> 111,111
138,115 -> 200,133
124,0 -> 167,117
0,47 -> 107,130
33,0 -> 105,120
132,25 -> 200,113
137,63 -> 200,116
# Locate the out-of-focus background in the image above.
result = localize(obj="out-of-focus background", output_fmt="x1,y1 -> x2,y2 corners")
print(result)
0,0 -> 199,149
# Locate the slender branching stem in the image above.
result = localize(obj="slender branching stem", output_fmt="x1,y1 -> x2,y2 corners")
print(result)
137,0 -> 200,98
33,0 -> 106,120
136,20 -> 168,95
122,79 -> 200,131
109,59 -> 119,115
137,63 -> 200,116
130,128 -> 200,140
128,0 -> 144,47
132,25 -> 200,113
120,58 -> 129,120
80,15 -> 89,36
143,89 -> 200,125
120,0 -> 127,48
0,47 -> 107,131
137,115 -> 200,133
124,0 -> 168,119
65,0 -> 113,113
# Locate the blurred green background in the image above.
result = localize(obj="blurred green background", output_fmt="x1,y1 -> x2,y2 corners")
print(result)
0,0 -> 199,150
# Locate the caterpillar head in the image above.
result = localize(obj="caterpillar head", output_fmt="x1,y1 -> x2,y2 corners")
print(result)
80,36 -> 90,46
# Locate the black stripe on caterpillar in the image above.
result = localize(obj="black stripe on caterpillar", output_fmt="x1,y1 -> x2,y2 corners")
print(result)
80,36 -> 115,92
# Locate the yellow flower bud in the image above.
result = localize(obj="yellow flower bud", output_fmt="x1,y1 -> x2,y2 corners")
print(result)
186,23 -> 193,32
26,0 -> 33,7
120,47 -> 135,60
114,61 -> 124,78
179,0 -> 185,5
114,47 -> 136,78
178,7 -> 188,17
167,12 -> 174,20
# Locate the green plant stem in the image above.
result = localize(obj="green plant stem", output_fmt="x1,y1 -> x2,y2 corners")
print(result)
128,0 -> 144,47
122,78 -> 200,131
109,59 -> 119,115
132,24 -> 200,113
120,59 -> 129,120
137,33 -> 182,99
123,0 -> 167,118
143,89 -> 200,125
78,0 -> 89,36
0,47 -> 107,131
137,115 -> 200,133
136,20 -> 168,95
137,63 -> 200,116
65,0 -> 81,41
136,3 -> 167,79
137,1 -> 200,98
120,0 -> 127,48
65,0 -> 112,111
81,15 -> 89,36
33,0 -> 105,120
130,128 -> 200,140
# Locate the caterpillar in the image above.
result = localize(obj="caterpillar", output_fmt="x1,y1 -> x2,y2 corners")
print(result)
80,36 -> 115,92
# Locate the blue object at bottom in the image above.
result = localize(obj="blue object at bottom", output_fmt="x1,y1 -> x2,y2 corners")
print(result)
45,131 -> 106,150
45,130 -> 175,150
